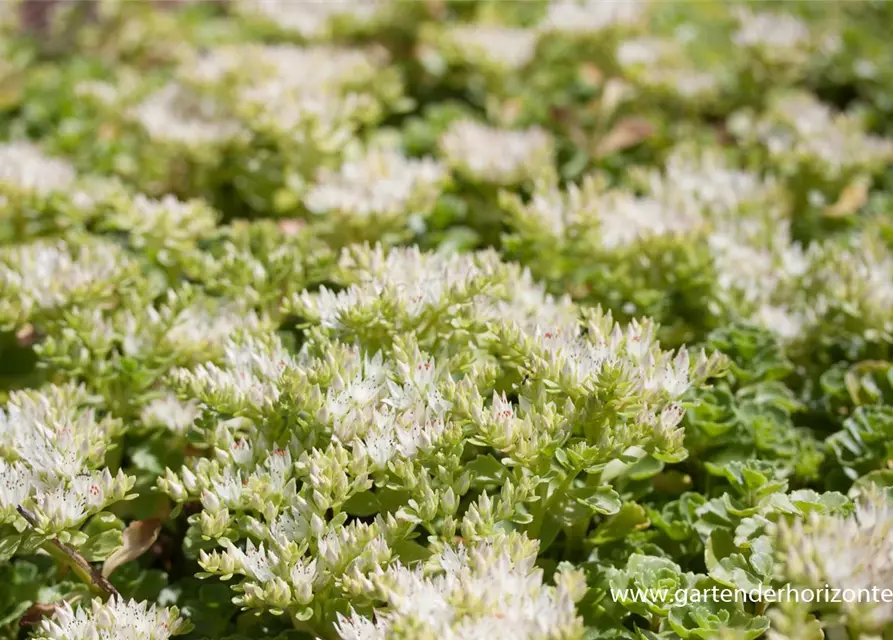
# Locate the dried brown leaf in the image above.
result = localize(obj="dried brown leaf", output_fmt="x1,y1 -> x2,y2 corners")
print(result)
594,116 -> 654,158
19,602 -> 58,628
578,63 -> 604,87
15,324 -> 38,348
826,177 -> 870,218
101,518 -> 162,578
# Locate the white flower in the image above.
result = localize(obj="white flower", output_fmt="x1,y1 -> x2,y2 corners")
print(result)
803,234 -> 893,336
540,0 -> 647,34
130,83 -> 241,146
617,36 -> 674,68
301,246 -> 503,329
164,301 -> 263,354
475,267 -> 578,336
30,468 -> 133,531
338,534 -> 585,639
329,350 -> 456,468
182,42 -> 391,150
172,335 -> 298,411
779,490 -> 893,631
0,460 -> 36,521
442,24 -> 538,70
0,240 -> 132,320
706,218 -> 807,325
0,386 -> 133,530
336,609 -> 387,640
290,557 -> 319,604
0,384 -> 118,476
234,0 -> 386,39
595,191 -> 701,250
511,171 -> 710,250
733,8 -> 839,66
439,120 -> 553,185
239,84 -> 372,144
324,352 -> 389,439
617,37 -> 721,99
733,9 -> 811,53
305,147 -> 447,220
709,223 -> 893,343
732,92 -> 893,178
223,538 -> 279,583
121,194 -> 218,245
187,43 -> 381,96
0,142 -> 76,196
536,327 -> 611,387
753,305 -> 807,342
643,146 -> 783,219
33,597 -> 189,640
141,394 -> 202,433
32,472 -> 102,529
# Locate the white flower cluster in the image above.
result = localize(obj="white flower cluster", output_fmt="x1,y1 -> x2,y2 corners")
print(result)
640,146 -> 785,220
505,165 -> 718,250
733,8 -> 839,66
140,393 -> 202,434
181,43 -> 392,142
294,245 -> 506,331
616,37 -> 721,101
799,234 -> 893,342
505,310 -> 721,461
186,44 -> 382,96
540,0 -> 647,35
707,222 -> 893,344
198,513 -> 397,615
171,334 -> 299,415
104,193 -> 218,256
165,338 -> 450,612
130,82 -> 242,147
336,533 -> 586,640
439,119 -> 554,185
501,145 -> 845,342
0,142 -> 77,197
32,597 -> 190,640
338,351 -> 455,470
532,317 -> 694,398
155,238 -> 726,632
29,289 -> 270,428
778,489 -> 893,632
293,244 -> 581,355
304,146 -> 448,223
705,220 -> 808,340
729,91 -> 893,180
119,42 -> 401,203
169,332 -> 463,471
474,267 -> 579,337
0,384 -> 133,532
0,239 -> 135,327
587,189 -> 702,251
131,43 -> 380,153
233,0 -> 388,39
439,24 -> 539,71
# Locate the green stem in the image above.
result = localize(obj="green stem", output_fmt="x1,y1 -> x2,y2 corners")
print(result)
288,607 -> 334,639
528,468 -> 579,539
17,506 -> 119,600
754,598 -> 767,616
650,612 -> 661,632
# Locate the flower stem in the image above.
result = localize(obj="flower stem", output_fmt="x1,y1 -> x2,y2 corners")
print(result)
16,505 -> 120,600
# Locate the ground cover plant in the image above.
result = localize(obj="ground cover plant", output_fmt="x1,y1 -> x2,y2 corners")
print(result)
1,1 -> 893,638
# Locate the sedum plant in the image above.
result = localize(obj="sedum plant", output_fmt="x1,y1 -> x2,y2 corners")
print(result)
775,487 -> 893,636
0,383 -> 133,557
2,2 -> 893,640
31,597 -> 191,640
